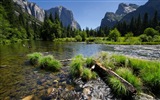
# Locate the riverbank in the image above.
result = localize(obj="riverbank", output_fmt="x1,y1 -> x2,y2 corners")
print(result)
1,37 -> 160,45
0,41 -> 160,99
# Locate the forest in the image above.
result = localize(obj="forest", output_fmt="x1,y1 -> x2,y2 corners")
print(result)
1,0 -> 160,44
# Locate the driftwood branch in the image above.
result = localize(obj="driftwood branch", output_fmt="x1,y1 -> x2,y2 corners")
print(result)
59,58 -> 136,93
95,61 -> 136,93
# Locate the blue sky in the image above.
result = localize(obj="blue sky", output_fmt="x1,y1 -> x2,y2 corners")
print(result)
28,0 -> 148,29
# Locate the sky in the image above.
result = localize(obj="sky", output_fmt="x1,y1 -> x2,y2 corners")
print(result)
28,0 -> 148,29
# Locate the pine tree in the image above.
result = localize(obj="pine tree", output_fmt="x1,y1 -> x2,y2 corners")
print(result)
152,11 -> 158,28
143,13 -> 148,30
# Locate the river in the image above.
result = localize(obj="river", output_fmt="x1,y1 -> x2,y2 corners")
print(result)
0,41 -> 160,99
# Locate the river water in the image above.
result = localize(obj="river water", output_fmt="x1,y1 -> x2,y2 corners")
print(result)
0,41 -> 160,99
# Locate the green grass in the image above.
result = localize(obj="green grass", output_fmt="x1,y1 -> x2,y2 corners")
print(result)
69,54 -> 97,80
85,57 -> 95,67
140,62 -> 160,93
53,38 -> 76,42
27,52 -> 42,65
82,68 -> 92,81
38,55 -> 62,71
115,68 -> 142,92
112,54 -> 128,67
109,77 -> 128,97
70,55 -> 84,78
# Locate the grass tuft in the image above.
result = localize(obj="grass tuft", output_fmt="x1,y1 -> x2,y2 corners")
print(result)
82,68 -> 92,81
109,77 -> 128,96
38,55 -> 62,71
115,67 -> 142,92
70,55 -> 84,78
86,57 -> 95,67
27,52 -> 42,65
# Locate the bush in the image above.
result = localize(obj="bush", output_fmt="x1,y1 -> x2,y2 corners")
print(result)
124,32 -> 133,42
27,52 -> 42,65
153,35 -> 160,42
144,27 -> 159,37
75,35 -> 82,42
139,34 -> 152,42
108,28 -> 121,42
38,55 -> 62,71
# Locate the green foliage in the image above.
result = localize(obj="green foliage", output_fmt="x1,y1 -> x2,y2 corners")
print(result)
112,54 -> 127,67
38,55 -> 62,71
80,31 -> 87,41
75,35 -> 82,42
86,57 -> 95,67
139,34 -> 152,42
109,77 -> 128,96
70,55 -> 97,80
124,32 -> 133,42
82,68 -> 92,81
115,68 -> 142,91
70,55 -> 84,78
27,52 -> 42,65
108,28 -> 121,42
140,62 -> 160,93
144,27 -> 159,37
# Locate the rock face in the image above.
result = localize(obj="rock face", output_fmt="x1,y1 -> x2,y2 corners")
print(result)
46,6 -> 81,29
13,0 -> 81,29
100,3 -> 139,28
116,3 -> 139,15
121,0 -> 160,23
13,0 -> 45,22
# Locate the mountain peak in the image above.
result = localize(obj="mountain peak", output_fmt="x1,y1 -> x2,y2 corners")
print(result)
115,3 -> 139,15
46,6 -> 80,29
100,2 -> 139,28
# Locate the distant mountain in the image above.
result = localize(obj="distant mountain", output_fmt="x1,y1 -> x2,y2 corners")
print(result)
46,6 -> 81,29
121,0 -> 160,23
13,0 -> 45,22
13,0 -> 81,29
100,3 -> 139,28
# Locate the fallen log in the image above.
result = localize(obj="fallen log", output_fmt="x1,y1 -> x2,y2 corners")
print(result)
95,61 -> 137,94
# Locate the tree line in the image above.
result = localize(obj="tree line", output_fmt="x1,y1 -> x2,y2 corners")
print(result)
1,0 -> 160,43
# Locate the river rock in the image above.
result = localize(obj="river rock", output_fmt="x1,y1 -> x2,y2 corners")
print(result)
134,93 -> 155,100
47,87 -> 55,96
22,95 -> 34,100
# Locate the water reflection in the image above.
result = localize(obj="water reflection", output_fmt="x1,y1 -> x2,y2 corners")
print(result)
0,41 -> 160,99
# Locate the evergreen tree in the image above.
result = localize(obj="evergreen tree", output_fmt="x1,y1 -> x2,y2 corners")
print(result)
143,13 -> 148,30
152,11 -> 158,28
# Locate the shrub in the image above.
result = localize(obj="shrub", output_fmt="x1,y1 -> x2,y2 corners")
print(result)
82,68 -> 92,81
124,32 -> 133,42
109,77 -> 128,96
38,55 -> 62,71
153,35 -> 160,42
115,68 -> 142,91
27,52 -> 42,65
108,28 -> 121,42
75,35 -> 82,42
144,27 -> 159,37
139,34 -> 152,42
